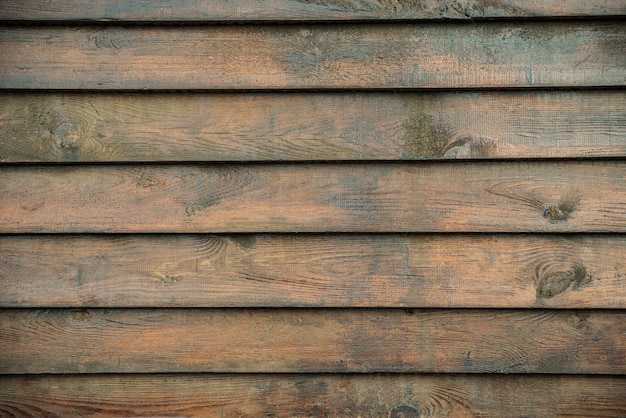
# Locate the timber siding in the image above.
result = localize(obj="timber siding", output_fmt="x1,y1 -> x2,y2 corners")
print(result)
0,1 -> 625,416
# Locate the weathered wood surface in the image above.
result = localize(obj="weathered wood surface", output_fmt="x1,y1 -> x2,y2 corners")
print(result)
2,91 -> 625,162
1,162 -> 625,233
1,374 -> 624,417
2,234 -> 625,309
1,23 -> 624,90
2,0 -> 625,21
1,309 -> 623,374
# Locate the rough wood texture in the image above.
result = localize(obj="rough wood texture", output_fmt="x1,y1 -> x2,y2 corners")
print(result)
1,234 -> 625,309
2,91 -> 625,162
1,309 -> 623,374
2,0 -> 625,21
1,22 -> 624,90
1,162 -> 625,233
1,2 -> 624,416
1,374 -> 624,417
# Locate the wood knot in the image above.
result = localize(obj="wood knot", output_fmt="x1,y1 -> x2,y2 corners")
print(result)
390,405 -> 420,418
41,116 -> 84,161
543,205 -> 567,223
536,264 -> 587,299
542,196 -> 579,224
565,311 -> 590,330
51,122 -> 79,148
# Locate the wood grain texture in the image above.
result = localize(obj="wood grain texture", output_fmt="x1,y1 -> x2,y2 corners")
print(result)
1,374 -> 624,417
1,309 -> 623,374
2,234 -> 625,308
1,162 -> 625,233
2,90 -> 625,162
2,0 -> 625,21
1,22 -> 624,90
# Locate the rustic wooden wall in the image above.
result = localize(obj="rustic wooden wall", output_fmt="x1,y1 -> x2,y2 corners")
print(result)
1,1 -> 625,416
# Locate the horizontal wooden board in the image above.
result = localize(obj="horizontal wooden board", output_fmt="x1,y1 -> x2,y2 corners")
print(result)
2,0 -> 625,21
1,162 -> 626,233
2,234 -> 625,309
1,374 -> 624,417
2,91 -> 625,162
1,22 -> 624,90
1,309 -> 623,374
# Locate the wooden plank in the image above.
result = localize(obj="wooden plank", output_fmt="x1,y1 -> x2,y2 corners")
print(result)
2,234 -> 625,309
1,374 -> 624,417
1,162 -> 625,233
2,91 -> 625,162
1,22 -> 624,90
2,0 -> 625,21
1,309 -> 623,374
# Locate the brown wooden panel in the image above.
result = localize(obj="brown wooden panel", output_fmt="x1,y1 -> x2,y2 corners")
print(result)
1,309 -> 623,374
2,234 -> 625,309
1,374 -> 624,417
1,22 -> 624,90
1,162 -> 625,233
2,91 -> 625,162
2,0 -> 625,21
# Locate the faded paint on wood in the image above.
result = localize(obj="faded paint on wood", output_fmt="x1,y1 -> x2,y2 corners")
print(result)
1,162 -> 625,233
2,0 -> 625,21
1,234 -> 625,308
1,91 -> 625,162
0,374 -> 624,417
1,22 -> 624,90
1,309 -> 623,374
